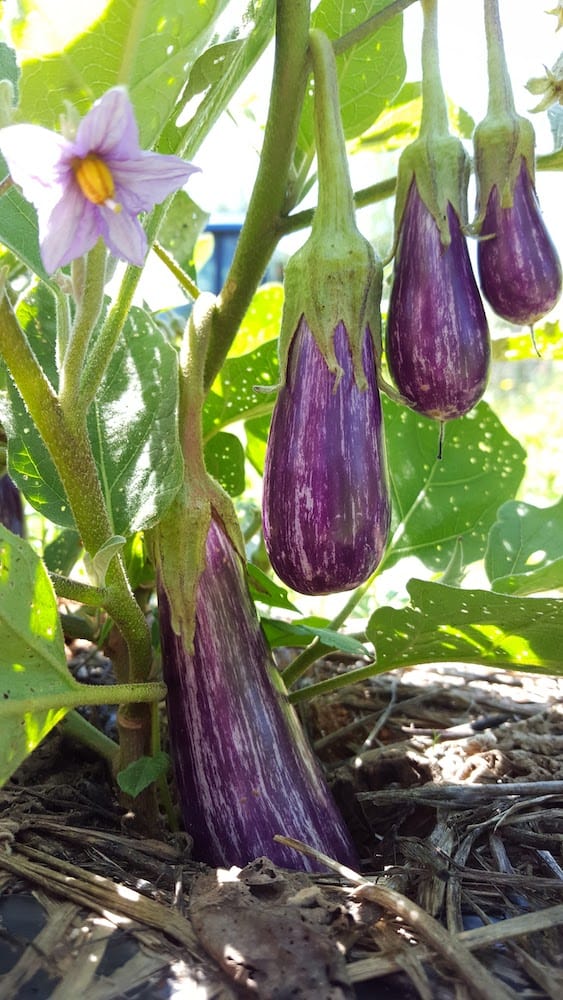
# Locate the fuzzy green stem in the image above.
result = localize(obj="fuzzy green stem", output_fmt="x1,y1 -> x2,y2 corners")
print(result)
289,659 -> 385,704
308,29 -> 355,234
59,240 -> 107,419
333,0 -> 418,55
1,681 -> 166,717
419,0 -> 449,138
278,176 -> 397,236
0,292 -> 152,684
50,572 -> 108,607
203,0 -> 311,390
483,0 -> 516,118
152,241 -> 200,300
59,709 -> 119,766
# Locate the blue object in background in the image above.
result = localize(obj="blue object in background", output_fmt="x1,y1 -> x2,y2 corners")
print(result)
198,216 -> 279,294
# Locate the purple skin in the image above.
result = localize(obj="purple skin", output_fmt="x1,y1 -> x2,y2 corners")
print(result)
263,320 -> 390,596
0,474 -> 24,537
386,180 -> 490,421
478,158 -> 562,326
158,517 -> 359,872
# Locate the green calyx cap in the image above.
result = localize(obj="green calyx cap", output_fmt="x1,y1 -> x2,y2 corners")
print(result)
473,0 -> 537,227
277,28 -> 383,391
473,110 -> 536,227
150,293 -> 245,651
393,133 -> 470,248
278,224 -> 382,392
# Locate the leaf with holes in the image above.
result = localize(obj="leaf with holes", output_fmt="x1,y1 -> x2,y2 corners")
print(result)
382,399 -> 526,572
486,497 -> 563,595
297,0 -> 406,157
16,0 -> 229,147
367,579 -> 563,676
0,525 -> 80,785
6,288 -> 183,534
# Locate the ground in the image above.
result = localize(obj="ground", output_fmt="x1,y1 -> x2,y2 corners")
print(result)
1,658 -> 563,999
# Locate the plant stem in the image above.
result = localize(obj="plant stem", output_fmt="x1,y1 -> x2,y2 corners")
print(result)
58,709 -> 119,767
483,0 -> 516,118
152,242 -> 200,300
308,29 -> 355,235
333,0 -> 418,56
288,659 -> 385,704
278,176 -> 397,236
1,681 -> 166,717
50,572 -> 108,606
419,0 -> 449,138
203,0 -> 312,390
59,240 -> 107,420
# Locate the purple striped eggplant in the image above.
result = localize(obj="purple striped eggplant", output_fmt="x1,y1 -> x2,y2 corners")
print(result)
263,319 -> 390,595
386,179 -> 490,421
473,0 -> 562,326
476,158 -> 561,327
158,515 -> 359,872
0,473 -> 24,536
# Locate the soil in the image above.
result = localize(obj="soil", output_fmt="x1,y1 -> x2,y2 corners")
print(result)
1,655 -> 563,999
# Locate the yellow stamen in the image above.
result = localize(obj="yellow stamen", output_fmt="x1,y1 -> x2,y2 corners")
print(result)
73,155 -> 121,212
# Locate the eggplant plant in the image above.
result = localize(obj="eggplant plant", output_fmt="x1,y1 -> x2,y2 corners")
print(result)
386,0 -> 490,423
0,471 -> 24,537
473,0 -> 562,327
263,30 -> 390,596
0,0 -> 561,878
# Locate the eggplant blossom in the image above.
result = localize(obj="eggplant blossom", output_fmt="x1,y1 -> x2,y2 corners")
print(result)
0,88 -> 198,273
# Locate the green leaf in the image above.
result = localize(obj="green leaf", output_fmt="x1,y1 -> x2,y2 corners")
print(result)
245,413 -> 270,477
297,0 -> 406,156
486,497 -> 563,596
0,185 -> 51,281
16,0 -> 229,146
84,535 -> 126,587
7,291 -> 183,534
0,525 -> 79,785
367,578 -> 563,676
183,39 -> 242,100
117,750 -> 170,797
161,0 -> 275,156
228,284 -> 284,357
204,338 -> 279,436
261,616 -> 369,657
158,190 -> 209,273
0,40 -> 20,101
204,431 -> 245,497
382,399 -> 526,572
43,528 -> 83,575
247,562 -> 300,613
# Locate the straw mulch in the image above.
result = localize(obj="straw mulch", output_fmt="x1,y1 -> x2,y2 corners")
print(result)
1,660 -> 562,999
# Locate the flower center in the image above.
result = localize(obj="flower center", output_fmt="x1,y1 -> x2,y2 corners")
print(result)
73,155 -> 121,212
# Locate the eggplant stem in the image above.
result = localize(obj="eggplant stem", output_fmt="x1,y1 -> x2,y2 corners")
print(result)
437,420 -> 445,461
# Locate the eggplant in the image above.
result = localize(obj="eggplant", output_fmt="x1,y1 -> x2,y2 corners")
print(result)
158,515 -> 359,872
386,179 -> 490,421
0,473 -> 24,536
477,158 -> 562,326
263,319 -> 390,596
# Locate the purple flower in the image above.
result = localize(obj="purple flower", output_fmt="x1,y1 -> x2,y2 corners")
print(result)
0,88 -> 198,273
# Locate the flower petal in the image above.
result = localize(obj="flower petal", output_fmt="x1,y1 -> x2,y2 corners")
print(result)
111,153 -> 200,213
0,123 -> 70,211
98,205 -> 147,266
40,185 -> 101,272
74,87 -> 140,160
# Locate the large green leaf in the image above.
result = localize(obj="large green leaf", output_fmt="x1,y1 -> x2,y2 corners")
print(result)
7,289 -> 183,534
204,431 -> 245,497
485,497 -> 563,596
367,578 -> 563,676
0,183 -> 50,281
203,338 -> 279,436
297,0 -> 406,156
16,0 -> 229,146
0,525 -> 78,785
382,399 -> 526,572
